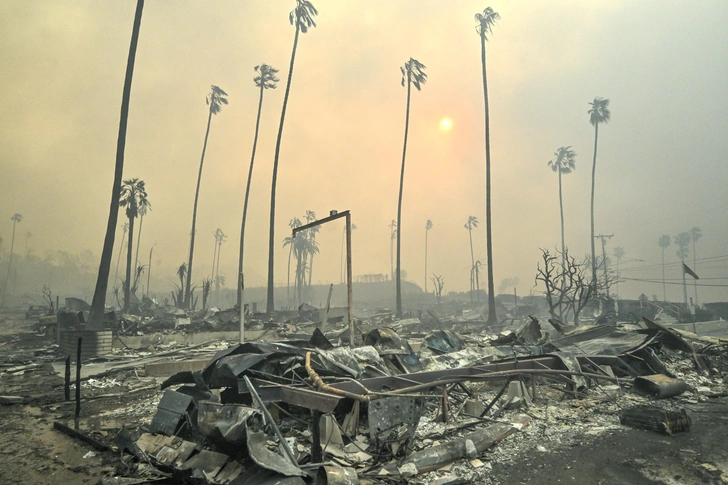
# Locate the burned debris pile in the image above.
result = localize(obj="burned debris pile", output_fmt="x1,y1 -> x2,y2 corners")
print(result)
3,309 -> 728,484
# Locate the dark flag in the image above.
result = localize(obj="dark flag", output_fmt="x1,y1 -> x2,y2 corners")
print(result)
683,263 -> 699,280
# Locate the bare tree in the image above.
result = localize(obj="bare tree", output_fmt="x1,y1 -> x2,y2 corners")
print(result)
431,274 -> 445,304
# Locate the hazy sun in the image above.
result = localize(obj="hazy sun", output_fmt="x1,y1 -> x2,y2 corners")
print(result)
439,118 -> 453,131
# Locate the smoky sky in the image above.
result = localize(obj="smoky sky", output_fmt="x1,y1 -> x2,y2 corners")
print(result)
1,0 -> 727,303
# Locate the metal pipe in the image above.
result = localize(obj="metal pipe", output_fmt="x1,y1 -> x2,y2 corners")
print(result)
345,213 -> 354,347
75,337 -> 82,418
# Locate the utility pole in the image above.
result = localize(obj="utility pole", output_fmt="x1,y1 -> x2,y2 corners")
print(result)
594,234 -> 613,297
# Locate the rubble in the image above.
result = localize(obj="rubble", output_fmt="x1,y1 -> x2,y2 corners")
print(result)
1,303 -> 728,484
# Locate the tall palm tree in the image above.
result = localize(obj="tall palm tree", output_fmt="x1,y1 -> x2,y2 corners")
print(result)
464,216 -> 479,301
475,6 -> 500,325
658,234 -> 671,302
185,85 -> 228,309
424,219 -> 433,293
88,0 -> 144,328
547,146 -> 576,271
1,213 -> 22,307
114,223 -> 129,287
119,178 -> 149,312
613,246 -> 624,297
689,226 -> 702,304
266,0 -> 318,313
305,210 -> 320,286
674,231 -> 691,307
396,57 -> 427,317
587,97 -> 611,292
238,64 -> 279,309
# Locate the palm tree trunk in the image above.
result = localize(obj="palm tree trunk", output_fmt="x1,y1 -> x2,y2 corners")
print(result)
468,227 -> 475,302
238,84 -> 265,308
215,241 -> 222,306
134,213 -> 144,270
681,257 -> 688,308
661,248 -> 666,302
308,234 -> 316,287
124,214 -> 135,312
287,245 -> 293,305
211,236 -> 218,281
185,107 -> 214,309
113,227 -> 126,288
558,169 -> 566,272
396,76 -> 412,318
88,0 -> 144,328
267,26 -> 300,313
590,124 -> 599,292
480,35 -> 497,325
424,229 -> 428,293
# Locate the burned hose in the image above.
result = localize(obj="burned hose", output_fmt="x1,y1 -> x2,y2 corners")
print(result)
305,351 -> 372,403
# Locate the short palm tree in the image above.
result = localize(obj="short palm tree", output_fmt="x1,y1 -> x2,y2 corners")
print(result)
689,226 -> 702,304
284,217 -> 302,305
1,213 -> 22,307
133,203 -> 149,272
396,57 -> 427,317
547,146 -> 576,271
238,64 -> 279,309
475,6 -> 500,324
88,0 -> 144,328
464,216 -> 479,301
588,97 -> 611,292
185,85 -> 228,309
114,223 -> 129,287
119,178 -> 149,312
213,228 -> 227,306
424,219 -> 433,293
266,0 -> 318,313
658,234 -> 671,301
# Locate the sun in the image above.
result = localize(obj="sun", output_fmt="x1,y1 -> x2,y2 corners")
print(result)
439,118 -> 453,131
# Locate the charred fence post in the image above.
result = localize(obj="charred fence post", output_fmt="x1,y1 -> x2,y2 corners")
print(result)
75,337 -> 82,418
311,410 -> 323,463
64,355 -> 71,401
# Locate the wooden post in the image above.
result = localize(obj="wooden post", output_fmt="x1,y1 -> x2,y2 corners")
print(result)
75,337 -> 82,418
345,213 -> 354,348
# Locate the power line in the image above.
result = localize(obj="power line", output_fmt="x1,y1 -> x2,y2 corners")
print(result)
621,277 -> 728,288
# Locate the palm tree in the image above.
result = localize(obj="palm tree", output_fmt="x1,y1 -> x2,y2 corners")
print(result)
305,210 -> 319,287
119,178 -> 149,312
266,0 -> 318,313
396,57 -> 427,317
689,226 -> 702,304
114,223 -> 129,287
213,229 -> 227,307
475,6 -> 500,325
613,246 -> 624,297
424,219 -> 433,293
133,202 -> 150,271
547,146 -> 576,271
658,234 -> 671,302
284,217 -> 302,305
674,231 -> 691,307
238,64 -> 279,309
88,0 -> 144,328
1,213 -> 22,307
464,216 -> 479,301
184,85 -> 228,309
587,97 -> 611,292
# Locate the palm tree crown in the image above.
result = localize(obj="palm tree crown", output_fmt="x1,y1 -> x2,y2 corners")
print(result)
465,216 -> 479,231
548,146 -> 576,175
588,97 -> 611,127
119,178 -> 149,219
400,58 -> 427,91
289,0 -> 318,32
206,85 -> 228,115
658,234 -> 671,249
254,64 -> 280,90
475,7 -> 500,39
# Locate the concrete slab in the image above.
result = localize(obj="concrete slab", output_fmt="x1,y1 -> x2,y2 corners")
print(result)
144,359 -> 209,377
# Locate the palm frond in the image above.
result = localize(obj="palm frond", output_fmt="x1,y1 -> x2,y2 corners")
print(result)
475,7 -> 500,40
